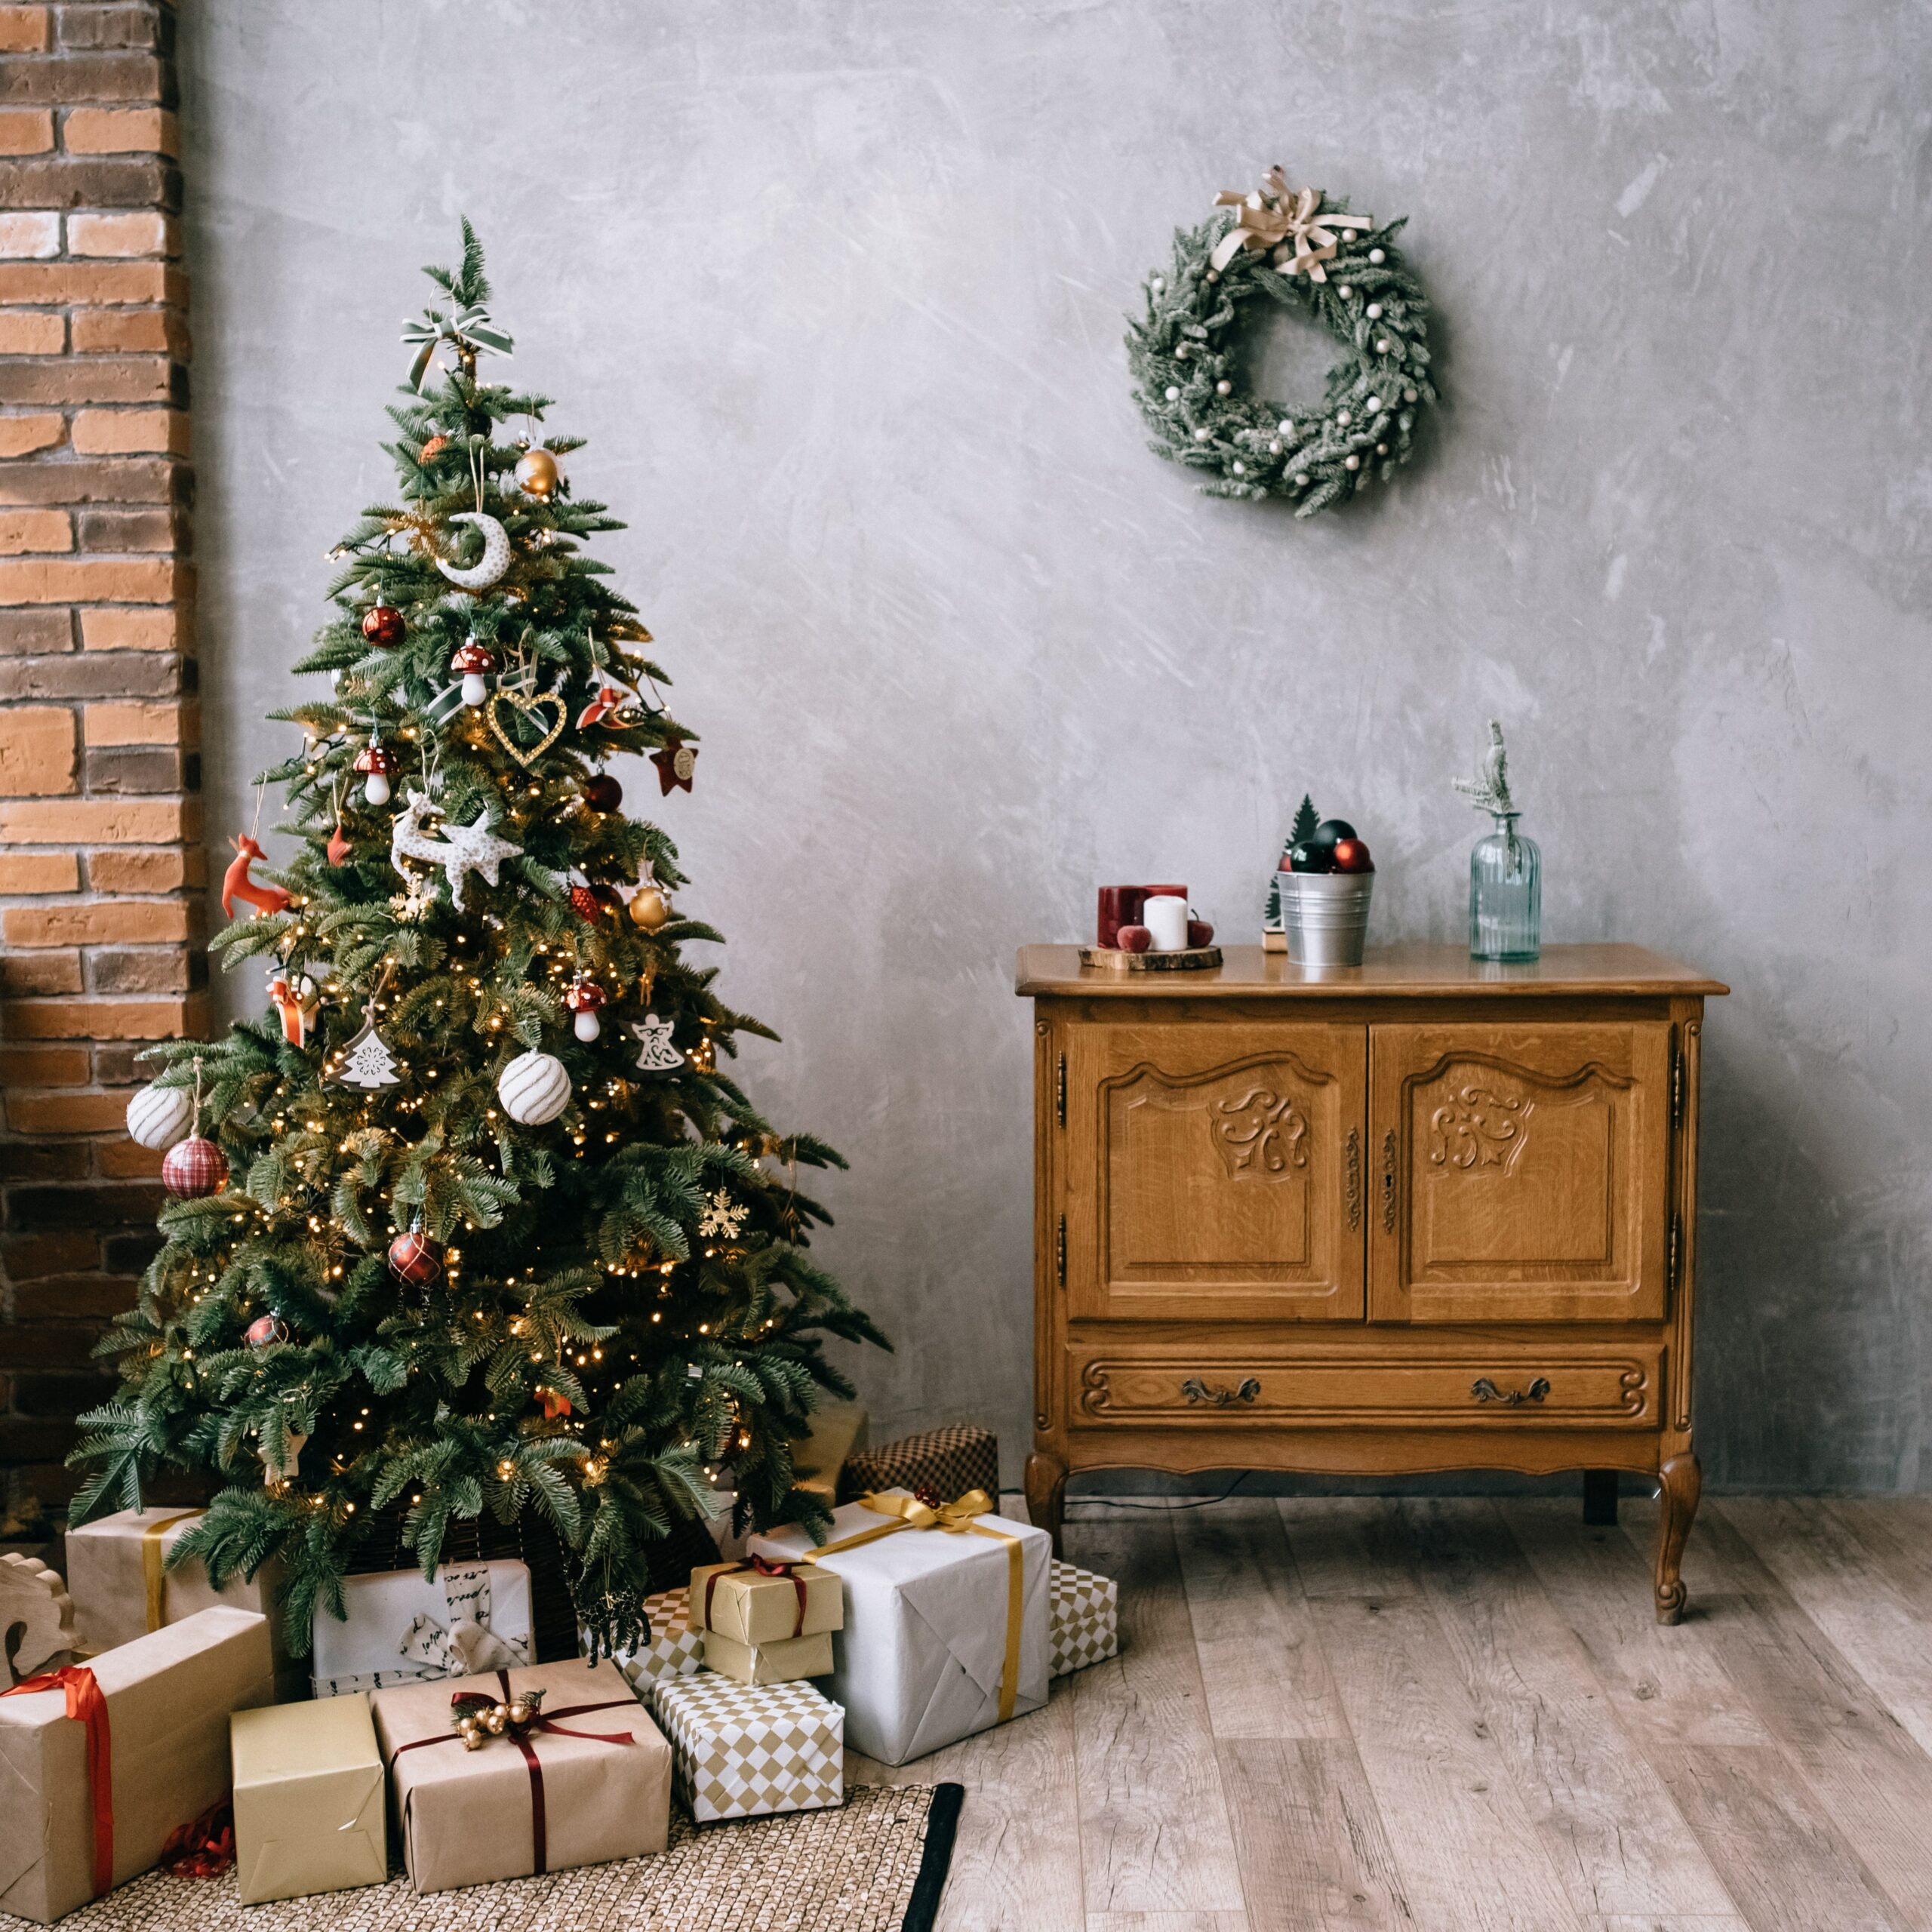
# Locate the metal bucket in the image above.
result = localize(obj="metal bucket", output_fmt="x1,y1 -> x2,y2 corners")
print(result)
1280,871 -> 1374,967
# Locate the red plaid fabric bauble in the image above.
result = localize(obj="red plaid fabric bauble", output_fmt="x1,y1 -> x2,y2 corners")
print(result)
838,1425 -> 999,1506
162,1136 -> 228,1199
387,1229 -> 444,1287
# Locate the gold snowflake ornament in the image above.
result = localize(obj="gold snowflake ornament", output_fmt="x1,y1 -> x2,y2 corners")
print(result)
697,1189 -> 747,1240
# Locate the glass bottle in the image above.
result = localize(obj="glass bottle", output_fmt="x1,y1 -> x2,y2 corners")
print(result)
1469,813 -> 1540,961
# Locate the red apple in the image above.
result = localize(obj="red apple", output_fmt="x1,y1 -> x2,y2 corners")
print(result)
1117,924 -> 1152,953
1187,919 -> 1214,948
1331,838 -> 1374,873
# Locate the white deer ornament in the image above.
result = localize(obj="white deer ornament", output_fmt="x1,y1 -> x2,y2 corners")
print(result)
389,788 -> 521,909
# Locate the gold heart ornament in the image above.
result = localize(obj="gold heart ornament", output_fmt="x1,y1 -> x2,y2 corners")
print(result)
488,688 -> 567,767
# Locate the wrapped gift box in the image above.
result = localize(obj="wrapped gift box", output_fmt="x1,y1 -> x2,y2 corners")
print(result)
63,1506 -> 301,1697
371,1659 -> 670,1893
752,1488 -> 1050,1767
654,1674 -> 843,1823
1050,1559 -> 1119,1675
0,1605 -> 275,1924
608,1585 -> 705,1698
689,1558 -> 842,1646
837,1424 -> 998,1506
311,1559 -> 531,1697
701,1628 -> 835,1685
230,1692 -> 386,1904
793,1401 -> 869,1504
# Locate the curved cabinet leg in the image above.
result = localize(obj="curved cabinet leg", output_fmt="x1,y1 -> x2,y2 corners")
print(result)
1654,1451 -> 1701,1624
1025,1450 -> 1068,1556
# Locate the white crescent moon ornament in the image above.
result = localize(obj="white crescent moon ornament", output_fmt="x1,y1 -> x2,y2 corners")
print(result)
435,512 -> 512,591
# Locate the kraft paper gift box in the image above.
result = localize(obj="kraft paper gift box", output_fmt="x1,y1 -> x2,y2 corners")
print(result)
750,1487 -> 1051,1767
371,1659 -> 670,1894
792,1401 -> 869,1504
700,1628 -> 835,1686
310,1558 -> 532,1697
0,1604 -> 275,1925
1049,1560 -> 1119,1676
63,1505 -> 302,1698
654,1673 -> 843,1823
230,1693 -> 387,1905
689,1558 -> 843,1647
608,1584 -> 705,1698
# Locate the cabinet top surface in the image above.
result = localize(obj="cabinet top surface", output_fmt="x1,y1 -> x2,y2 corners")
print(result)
1015,941 -> 1727,1000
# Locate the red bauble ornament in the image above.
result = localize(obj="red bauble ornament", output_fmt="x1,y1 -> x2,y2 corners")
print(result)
568,884 -> 601,922
162,1136 -> 228,1199
387,1229 -> 444,1288
1331,839 -> 1374,873
245,1314 -> 287,1349
360,602 -> 406,650
583,774 -> 622,812
537,1386 -> 574,1421
1117,924 -> 1152,953
650,736 -> 697,795
1187,918 -> 1216,948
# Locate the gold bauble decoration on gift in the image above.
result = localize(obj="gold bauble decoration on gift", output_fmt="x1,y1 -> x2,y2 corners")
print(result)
506,1698 -> 532,1726
484,1705 -> 508,1735
629,886 -> 670,931
514,448 -> 561,498
460,1721 -> 485,1751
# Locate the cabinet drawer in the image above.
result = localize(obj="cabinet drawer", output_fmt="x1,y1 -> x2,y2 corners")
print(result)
1071,1343 -> 1663,1429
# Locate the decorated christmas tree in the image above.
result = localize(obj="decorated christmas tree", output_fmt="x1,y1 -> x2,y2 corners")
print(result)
72,223 -> 887,1658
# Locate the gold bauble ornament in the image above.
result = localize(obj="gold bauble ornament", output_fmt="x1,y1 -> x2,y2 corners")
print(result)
629,886 -> 670,931
459,1718 -> 484,1749
506,1699 -> 532,1727
484,1706 -> 508,1735
514,448 -> 561,499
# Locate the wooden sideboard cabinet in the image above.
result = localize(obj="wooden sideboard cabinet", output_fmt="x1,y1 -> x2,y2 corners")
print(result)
1016,943 -> 1727,1622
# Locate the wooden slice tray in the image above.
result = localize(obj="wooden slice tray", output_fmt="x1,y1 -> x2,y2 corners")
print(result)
1078,944 -> 1224,973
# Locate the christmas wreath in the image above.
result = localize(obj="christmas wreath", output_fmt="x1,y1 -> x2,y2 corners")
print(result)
1126,168 -> 1437,517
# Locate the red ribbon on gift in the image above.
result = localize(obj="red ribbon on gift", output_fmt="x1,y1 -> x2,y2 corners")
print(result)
391,1671 -> 636,1876
3,1666 -> 113,1898
160,1801 -> 234,1879
703,1552 -> 811,1639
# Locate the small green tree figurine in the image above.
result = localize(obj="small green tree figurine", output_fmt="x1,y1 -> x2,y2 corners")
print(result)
72,224 -> 888,1660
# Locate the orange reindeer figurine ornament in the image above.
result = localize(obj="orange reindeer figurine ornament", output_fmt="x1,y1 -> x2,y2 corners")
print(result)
221,835 -> 292,920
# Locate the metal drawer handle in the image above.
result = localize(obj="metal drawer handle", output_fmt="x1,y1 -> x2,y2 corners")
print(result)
1181,1376 -> 1261,1407
1471,1376 -> 1551,1407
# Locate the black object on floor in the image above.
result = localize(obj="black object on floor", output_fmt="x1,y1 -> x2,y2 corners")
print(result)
902,1783 -> 964,1932
1583,1469 -> 1620,1526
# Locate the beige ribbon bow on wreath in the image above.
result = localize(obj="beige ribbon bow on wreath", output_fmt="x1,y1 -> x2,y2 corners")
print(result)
1210,168 -> 1373,281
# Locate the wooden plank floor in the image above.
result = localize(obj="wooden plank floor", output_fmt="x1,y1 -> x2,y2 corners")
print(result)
848,1496 -> 1932,1932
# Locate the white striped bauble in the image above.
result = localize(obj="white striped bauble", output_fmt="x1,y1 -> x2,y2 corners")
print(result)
126,1081 -> 194,1151
497,1049 -> 571,1125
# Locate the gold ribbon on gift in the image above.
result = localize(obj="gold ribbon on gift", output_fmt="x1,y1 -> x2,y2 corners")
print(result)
1210,168 -> 1373,282
802,1488 -> 1025,1724
140,1509 -> 205,1632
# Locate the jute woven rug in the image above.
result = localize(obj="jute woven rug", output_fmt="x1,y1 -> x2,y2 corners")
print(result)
1,1786 -> 961,1932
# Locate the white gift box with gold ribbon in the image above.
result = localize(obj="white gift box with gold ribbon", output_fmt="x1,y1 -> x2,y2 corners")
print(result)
749,1487 -> 1050,1767
310,1561 -> 532,1698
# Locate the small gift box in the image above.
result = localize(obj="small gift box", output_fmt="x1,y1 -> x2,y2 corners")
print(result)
654,1674 -> 843,1823
63,1506 -> 302,1698
701,1628 -> 835,1686
837,1423 -> 999,1507
690,1556 -> 843,1647
230,1693 -> 387,1905
310,1559 -> 532,1697
608,1585 -> 705,1697
792,1401 -> 869,1504
1049,1559 -> 1119,1676
0,1605 -> 275,1924
371,1660 -> 671,1894
752,1486 -> 1050,1767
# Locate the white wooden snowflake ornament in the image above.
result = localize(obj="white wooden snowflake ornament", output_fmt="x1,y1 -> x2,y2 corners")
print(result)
697,1189 -> 748,1240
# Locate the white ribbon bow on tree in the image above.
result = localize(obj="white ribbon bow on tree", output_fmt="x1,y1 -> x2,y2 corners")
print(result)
1210,168 -> 1374,281
397,1565 -> 526,1678
401,301 -> 514,394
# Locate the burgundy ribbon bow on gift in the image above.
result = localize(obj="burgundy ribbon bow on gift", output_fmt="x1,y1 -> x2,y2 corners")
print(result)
391,1670 -> 636,1876
704,1552 -> 811,1639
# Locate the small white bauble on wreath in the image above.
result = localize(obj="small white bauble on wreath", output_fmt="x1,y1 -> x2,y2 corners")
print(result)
1127,167 -> 1437,518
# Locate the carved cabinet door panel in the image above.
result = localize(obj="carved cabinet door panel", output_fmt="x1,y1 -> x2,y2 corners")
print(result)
1367,1022 -> 1671,1323
1065,1021 -> 1366,1322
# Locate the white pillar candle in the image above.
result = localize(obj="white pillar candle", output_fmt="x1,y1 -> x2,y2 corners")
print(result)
1143,893 -> 1189,951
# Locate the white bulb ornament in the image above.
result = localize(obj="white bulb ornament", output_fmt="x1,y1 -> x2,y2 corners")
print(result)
1368,248 -> 1386,264
1215,380 -> 1232,396
1164,386 -> 1180,401
496,1050 -> 571,1126
126,1081 -> 194,1152
1345,454 -> 1362,471
1365,303 -> 1383,320
1336,410 -> 1352,427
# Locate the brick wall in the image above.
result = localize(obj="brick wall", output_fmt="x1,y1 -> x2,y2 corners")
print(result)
0,0 -> 201,1523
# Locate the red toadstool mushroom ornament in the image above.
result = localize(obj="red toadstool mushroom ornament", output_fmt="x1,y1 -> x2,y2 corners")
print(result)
353,743 -> 398,805
450,638 -> 497,708
564,974 -> 608,1041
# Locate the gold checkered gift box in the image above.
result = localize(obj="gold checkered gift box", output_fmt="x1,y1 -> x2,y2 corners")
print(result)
610,1585 -> 706,1695
1050,1558 -> 1118,1676
654,1672 -> 845,1823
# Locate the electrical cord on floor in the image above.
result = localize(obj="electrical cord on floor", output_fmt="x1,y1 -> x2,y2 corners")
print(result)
1063,1470 -> 1254,1513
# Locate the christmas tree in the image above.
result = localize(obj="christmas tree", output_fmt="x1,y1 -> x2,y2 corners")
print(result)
71,224 -> 887,1658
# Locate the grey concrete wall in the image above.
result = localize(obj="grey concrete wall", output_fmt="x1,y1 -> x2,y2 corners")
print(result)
180,2 -> 1932,1491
